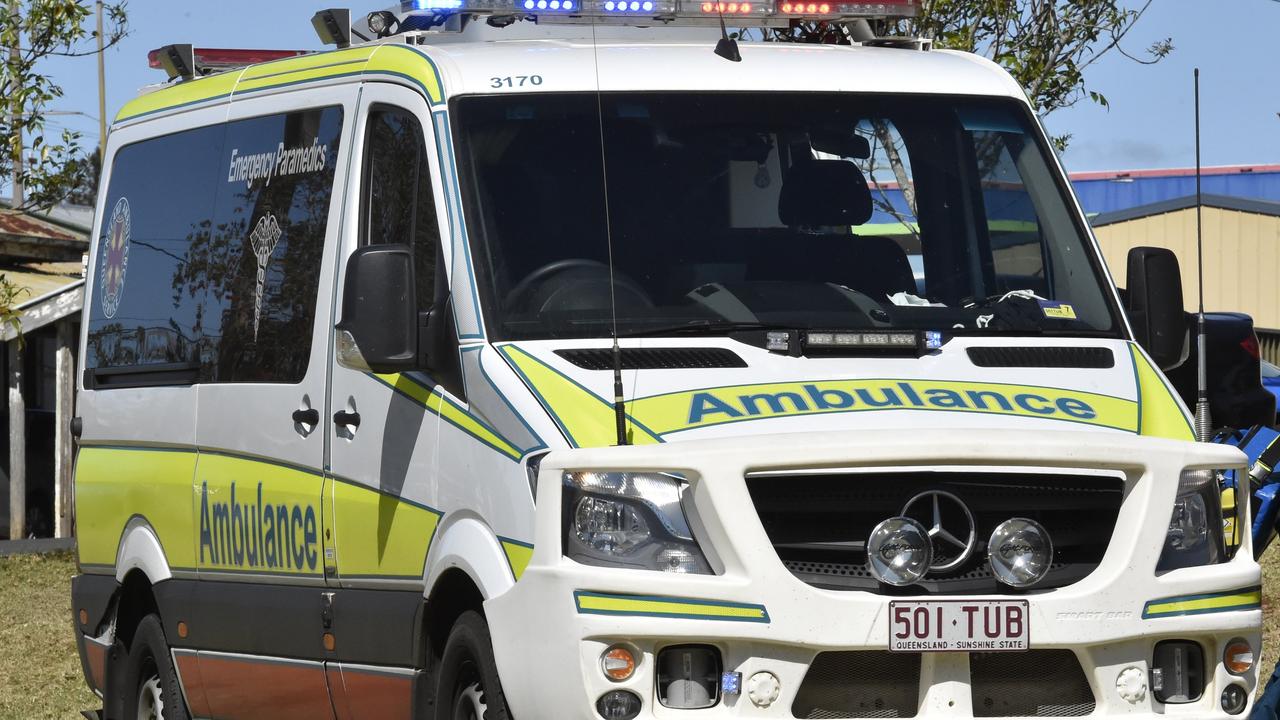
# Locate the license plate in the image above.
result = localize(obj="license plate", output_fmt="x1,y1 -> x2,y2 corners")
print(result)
889,600 -> 1029,652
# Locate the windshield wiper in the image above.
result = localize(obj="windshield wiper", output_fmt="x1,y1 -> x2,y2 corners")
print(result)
618,320 -> 785,338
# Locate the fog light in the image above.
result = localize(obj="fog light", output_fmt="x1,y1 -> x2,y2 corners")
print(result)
866,516 -> 931,586
987,518 -> 1053,587
596,690 -> 641,719
1221,684 -> 1248,715
1224,638 -> 1254,675
657,645 -> 720,709
1152,640 -> 1205,704
601,645 -> 636,682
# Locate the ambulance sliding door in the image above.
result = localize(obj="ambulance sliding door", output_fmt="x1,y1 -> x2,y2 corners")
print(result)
186,87 -> 352,719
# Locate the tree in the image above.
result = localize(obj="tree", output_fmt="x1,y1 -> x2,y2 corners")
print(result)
0,1 -> 127,330
902,0 -> 1172,148
767,0 -> 1171,149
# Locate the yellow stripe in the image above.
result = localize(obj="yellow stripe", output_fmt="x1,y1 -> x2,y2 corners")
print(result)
1130,344 -> 1196,441
500,540 -> 534,580
630,378 -> 1137,435
117,45 -> 443,123
116,70 -> 242,122
75,447 -> 199,568
373,373 -> 523,461
576,594 -> 767,620
1145,590 -> 1261,617
501,345 -> 661,448
330,479 -> 440,581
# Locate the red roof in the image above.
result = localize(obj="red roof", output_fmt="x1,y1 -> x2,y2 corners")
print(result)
1069,164 -> 1280,182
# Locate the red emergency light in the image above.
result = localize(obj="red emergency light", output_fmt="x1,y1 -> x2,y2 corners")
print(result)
778,0 -> 915,16
147,47 -> 309,74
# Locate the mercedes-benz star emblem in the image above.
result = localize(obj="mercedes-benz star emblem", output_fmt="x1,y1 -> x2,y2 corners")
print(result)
901,490 -> 977,573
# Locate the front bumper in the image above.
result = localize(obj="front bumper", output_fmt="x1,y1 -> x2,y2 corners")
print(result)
486,429 -> 1262,719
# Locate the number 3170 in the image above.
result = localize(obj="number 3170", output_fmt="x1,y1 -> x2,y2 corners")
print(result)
490,75 -> 543,88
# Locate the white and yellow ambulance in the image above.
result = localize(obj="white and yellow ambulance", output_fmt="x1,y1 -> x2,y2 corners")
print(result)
70,2 -> 1262,718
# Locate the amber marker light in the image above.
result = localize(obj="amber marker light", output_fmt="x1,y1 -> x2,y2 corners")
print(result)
1224,639 -> 1254,675
602,645 -> 637,682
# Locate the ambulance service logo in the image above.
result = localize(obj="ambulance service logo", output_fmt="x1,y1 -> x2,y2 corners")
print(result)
249,213 -> 283,341
99,197 -> 131,319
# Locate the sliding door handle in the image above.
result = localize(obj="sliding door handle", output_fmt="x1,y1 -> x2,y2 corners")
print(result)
334,410 -> 361,429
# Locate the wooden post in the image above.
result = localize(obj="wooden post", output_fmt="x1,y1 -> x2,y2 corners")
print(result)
54,319 -> 74,538
8,340 -> 24,539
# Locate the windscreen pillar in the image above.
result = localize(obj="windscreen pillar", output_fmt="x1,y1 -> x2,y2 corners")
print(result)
54,318 -> 74,538
7,340 -> 23,540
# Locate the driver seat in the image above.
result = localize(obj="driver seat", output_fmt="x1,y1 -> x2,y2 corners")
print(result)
772,159 -> 917,301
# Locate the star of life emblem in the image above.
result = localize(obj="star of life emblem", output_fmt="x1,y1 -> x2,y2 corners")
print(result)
249,214 -> 283,341
100,197 -> 131,319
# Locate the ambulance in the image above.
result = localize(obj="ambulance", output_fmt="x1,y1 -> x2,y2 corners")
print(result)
70,2 -> 1263,718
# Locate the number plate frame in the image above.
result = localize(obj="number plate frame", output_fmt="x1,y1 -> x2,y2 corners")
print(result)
888,600 -> 1029,653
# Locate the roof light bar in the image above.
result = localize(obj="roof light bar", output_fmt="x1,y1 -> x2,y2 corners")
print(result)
147,47 -> 309,78
393,0 -> 913,21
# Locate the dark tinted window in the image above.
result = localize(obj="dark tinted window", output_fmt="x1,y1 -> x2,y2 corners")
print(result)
362,107 -> 438,307
86,107 -> 343,385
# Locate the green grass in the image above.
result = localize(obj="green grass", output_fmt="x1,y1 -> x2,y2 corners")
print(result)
0,552 -> 96,720
1,547 -> 1280,717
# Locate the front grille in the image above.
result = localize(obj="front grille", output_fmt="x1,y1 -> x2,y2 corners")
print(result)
747,471 -> 1124,595
971,650 -> 1095,716
793,651 -> 921,718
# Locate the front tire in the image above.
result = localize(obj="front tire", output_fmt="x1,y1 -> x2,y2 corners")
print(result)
435,611 -> 512,720
121,614 -> 190,720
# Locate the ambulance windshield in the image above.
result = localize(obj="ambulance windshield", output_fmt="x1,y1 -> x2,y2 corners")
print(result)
453,92 -> 1121,341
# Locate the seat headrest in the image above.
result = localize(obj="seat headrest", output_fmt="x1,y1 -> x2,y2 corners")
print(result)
778,159 -> 873,228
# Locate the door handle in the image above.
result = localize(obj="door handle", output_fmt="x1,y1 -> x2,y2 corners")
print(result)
292,408 -> 320,426
334,410 -> 361,429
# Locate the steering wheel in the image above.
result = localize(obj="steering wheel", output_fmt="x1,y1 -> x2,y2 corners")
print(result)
505,258 -> 653,315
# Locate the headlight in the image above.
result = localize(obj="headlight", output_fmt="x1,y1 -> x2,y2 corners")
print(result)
563,471 -> 712,574
1157,468 -> 1226,572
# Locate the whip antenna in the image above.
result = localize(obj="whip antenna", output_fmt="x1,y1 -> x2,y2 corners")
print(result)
1193,68 -> 1212,442
589,20 -> 630,446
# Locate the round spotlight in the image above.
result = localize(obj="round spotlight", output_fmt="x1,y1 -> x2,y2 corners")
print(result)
866,516 -> 932,586
597,690 -> 642,720
988,518 -> 1053,587
366,11 -> 399,38
1224,638 -> 1254,675
1221,684 -> 1248,715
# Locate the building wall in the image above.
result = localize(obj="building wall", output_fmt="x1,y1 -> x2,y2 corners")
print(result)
1093,207 -> 1280,331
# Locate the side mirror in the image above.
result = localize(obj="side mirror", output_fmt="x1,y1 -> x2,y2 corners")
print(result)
336,244 -> 417,374
1125,246 -> 1188,371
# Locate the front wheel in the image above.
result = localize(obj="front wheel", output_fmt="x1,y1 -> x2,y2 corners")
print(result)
121,614 -> 190,720
434,611 -> 513,720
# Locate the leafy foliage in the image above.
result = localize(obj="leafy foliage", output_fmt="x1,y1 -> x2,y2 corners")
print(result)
0,1 -> 127,334
901,0 -> 1171,146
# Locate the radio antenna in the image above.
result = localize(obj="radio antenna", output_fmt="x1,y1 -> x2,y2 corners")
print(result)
589,20 -> 630,446
1193,68 -> 1211,442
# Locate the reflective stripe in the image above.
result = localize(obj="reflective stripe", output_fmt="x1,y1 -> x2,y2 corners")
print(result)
117,45 -> 444,122
499,537 -> 534,581
370,372 -> 524,462
499,345 -> 662,448
1142,588 -> 1262,619
1128,343 -> 1196,441
574,591 -> 770,623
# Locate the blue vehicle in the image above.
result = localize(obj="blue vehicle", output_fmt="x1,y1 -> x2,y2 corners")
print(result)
1262,360 -> 1280,424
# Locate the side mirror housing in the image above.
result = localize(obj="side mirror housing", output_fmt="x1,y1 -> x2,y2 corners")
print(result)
336,244 -> 418,374
1126,246 -> 1189,371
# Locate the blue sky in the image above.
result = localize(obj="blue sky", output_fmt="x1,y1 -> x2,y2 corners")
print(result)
34,0 -> 1280,176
